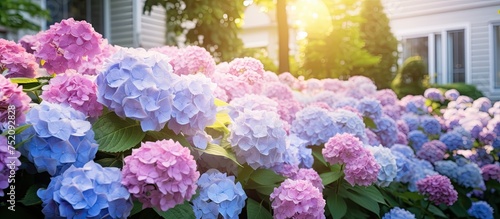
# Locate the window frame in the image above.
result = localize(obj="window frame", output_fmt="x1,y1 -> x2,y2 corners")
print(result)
490,21 -> 500,91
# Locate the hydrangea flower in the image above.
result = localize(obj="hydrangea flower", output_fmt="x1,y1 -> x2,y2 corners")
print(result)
424,88 -> 444,102
18,34 -> 38,54
343,150 -> 380,187
390,144 -> 415,158
37,161 -> 133,218
408,159 -> 438,192
40,71 -> 103,118
401,114 -> 419,131
372,116 -> 398,147
407,130 -> 429,151
332,96 -> 359,109
211,71 -> 252,101
383,105 -> 402,120
192,169 -> 247,219
382,207 -> 416,219
228,110 -> 286,169
283,134 -> 314,169
367,146 -> 398,187
19,102 -> 98,175
472,97 -> 491,112
396,131 -> 408,145
0,74 -> 31,125
374,89 -> 398,106
434,160 -> 460,180
322,133 -> 365,165
481,164 -> 500,182
397,120 -> 410,135
456,162 -> 484,188
322,78 -> 346,93
468,201 -> 494,219
365,129 -> 381,146
445,89 -> 460,101
416,140 -> 446,163
167,74 -> 217,143
313,91 -> 341,108
469,148 -> 494,167
227,57 -> 265,93
96,48 -> 180,131
276,98 -> 302,125
270,179 -> 326,219
261,81 -> 294,100
401,95 -> 428,115
357,98 -> 383,120
0,135 -> 21,197
291,106 -> 339,146
121,139 -> 199,211
171,46 -> 216,77
34,18 -> 106,74
391,151 -> 413,183
227,94 -> 278,119
416,175 -> 458,206
420,116 -> 441,135
0,38 -> 38,78
291,168 -> 324,192
330,109 -> 367,143
439,127 -> 473,151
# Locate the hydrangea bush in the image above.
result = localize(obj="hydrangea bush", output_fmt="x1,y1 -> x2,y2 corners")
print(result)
2,18 -> 500,219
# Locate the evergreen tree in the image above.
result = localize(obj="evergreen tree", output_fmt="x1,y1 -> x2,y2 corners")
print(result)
356,0 -> 398,89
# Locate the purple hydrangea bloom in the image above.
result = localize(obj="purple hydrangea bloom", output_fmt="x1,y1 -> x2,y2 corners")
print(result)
228,110 -> 286,169
468,201 -> 494,219
420,116 -> 441,135
469,148 -> 494,167
382,207 -> 416,219
291,106 -> 339,146
383,105 -> 402,120
192,169 -> 247,219
0,38 -> 38,78
313,91 -> 341,109
121,139 -> 200,211
408,159 -> 438,192
0,74 -> 31,125
401,95 -> 428,115
322,78 -> 346,93
367,146 -> 398,187
167,74 -> 217,147
96,48 -> 180,131
424,88 -> 444,102
407,130 -> 429,151
374,89 -> 399,106
270,179 -> 326,219
401,114 -> 419,132
330,109 -> 367,143
323,133 -> 365,165
445,89 -> 460,101
416,175 -> 458,206
0,135 -> 21,197
366,128 -> 381,146
357,98 -> 383,120
372,116 -> 398,147
416,141 -> 446,163
472,97 -> 491,112
481,164 -> 500,182
343,150 -> 381,187
332,97 -> 359,109
397,120 -> 410,135
18,34 -> 38,54
19,102 -> 98,175
37,161 -> 133,219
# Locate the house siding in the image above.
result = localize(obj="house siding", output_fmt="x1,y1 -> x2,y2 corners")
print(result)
383,0 -> 500,100
139,0 -> 166,49
110,0 -> 134,47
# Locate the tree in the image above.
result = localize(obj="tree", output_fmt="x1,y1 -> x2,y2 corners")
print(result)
299,0 -> 380,79
143,0 -> 245,62
276,0 -> 290,73
356,0 -> 398,89
0,0 -> 49,31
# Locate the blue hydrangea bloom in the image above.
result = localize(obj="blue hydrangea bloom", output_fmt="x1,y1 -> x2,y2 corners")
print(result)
167,74 -> 217,147
408,158 -> 438,192
468,201 -> 494,219
192,169 -> 247,219
96,48 -> 180,131
367,146 -> 397,187
229,110 -> 286,169
291,106 -> 339,146
456,163 -> 484,188
402,114 -> 419,132
469,148 -> 494,167
332,97 -> 359,109
285,134 -> 313,168
37,161 -> 133,219
330,109 -> 367,143
391,151 -> 412,183
372,116 -> 398,147
390,144 -> 415,159
382,207 -> 416,219
434,160 -> 459,180
407,130 -> 428,151
18,102 -> 98,176
439,127 -> 473,151
357,98 -> 383,120
404,96 -> 428,115
420,116 -> 441,135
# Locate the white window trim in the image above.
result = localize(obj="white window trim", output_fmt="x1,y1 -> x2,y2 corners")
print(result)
489,21 -> 500,92
395,23 -> 470,85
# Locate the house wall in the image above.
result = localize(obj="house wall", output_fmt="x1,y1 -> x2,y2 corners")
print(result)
109,0 -> 134,47
383,0 -> 500,100
138,0 -> 166,49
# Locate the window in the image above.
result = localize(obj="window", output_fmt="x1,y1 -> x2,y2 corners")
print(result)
494,25 -> 500,88
46,0 -> 104,34
403,37 -> 429,70
448,30 -> 465,83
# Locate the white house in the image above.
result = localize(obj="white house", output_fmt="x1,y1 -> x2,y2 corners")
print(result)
382,0 -> 500,100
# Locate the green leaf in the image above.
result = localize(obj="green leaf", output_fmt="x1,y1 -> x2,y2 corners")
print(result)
18,185 -> 42,206
327,195 -> 347,219
146,127 -> 193,148
93,112 -> 145,153
311,146 -> 328,167
129,201 -> 143,216
254,185 -> 278,196
448,202 -> 468,218
198,143 -> 241,167
95,158 -> 122,168
320,171 -> 342,186
206,110 -> 231,133
154,201 -> 195,219
247,198 -> 273,219
363,116 -> 377,129
9,77 -> 39,84
340,188 -> 380,217
428,204 -> 447,218
250,168 -> 286,186
214,98 -> 229,107
349,186 -> 386,204
237,164 -> 254,186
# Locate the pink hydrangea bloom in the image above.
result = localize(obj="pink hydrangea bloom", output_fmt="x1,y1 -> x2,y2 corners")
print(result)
34,18 -> 105,74
0,38 -> 38,78
276,99 -> 302,125
395,131 -> 408,145
263,71 -> 280,82
40,70 -> 102,118
121,139 -> 200,211
18,34 -> 38,54
76,40 -> 117,75
227,57 -> 265,93
481,164 -> 500,182
416,175 -> 458,206
0,75 -> 31,125
322,78 -> 346,93
175,46 -> 216,77
343,150 -> 381,187
322,133 -> 366,165
211,71 -> 251,101
291,168 -> 324,192
270,179 -> 326,219
262,82 -> 294,100
278,72 -> 298,88
373,89 -> 399,106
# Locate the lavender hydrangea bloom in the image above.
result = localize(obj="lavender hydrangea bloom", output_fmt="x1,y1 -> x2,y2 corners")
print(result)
270,179 -> 326,219
374,89 -> 398,106
332,97 -> 359,109
445,89 -> 460,101
382,207 -> 416,219
192,169 -> 247,219
167,74 -> 217,146
424,88 -> 444,102
367,146 -> 397,187
227,94 -> 278,120
286,134 -> 313,168
372,116 -> 398,147
481,163 -> 500,182
407,130 -> 429,151
330,109 -> 367,143
402,95 -> 428,115
37,161 -> 133,219
390,144 -> 415,158
291,106 -> 339,146
401,114 -> 419,131
229,110 -> 286,169
313,91 -> 341,108
408,159 -> 438,192
357,98 -> 383,120
468,201 -> 494,219
416,175 -> 458,206
420,116 -> 441,135
469,148 -> 494,167
0,135 -> 21,197
472,97 -> 491,112
96,48 -> 180,131
19,102 -> 98,175
417,141 -> 446,163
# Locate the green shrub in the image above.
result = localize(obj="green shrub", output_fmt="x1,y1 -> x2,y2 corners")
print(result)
391,56 -> 428,98
431,83 -> 484,100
